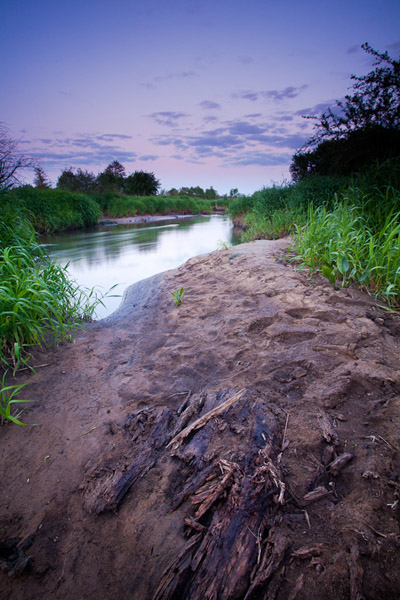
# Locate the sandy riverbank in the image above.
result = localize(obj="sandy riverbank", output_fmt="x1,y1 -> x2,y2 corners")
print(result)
98,212 -> 218,226
1,239 -> 399,599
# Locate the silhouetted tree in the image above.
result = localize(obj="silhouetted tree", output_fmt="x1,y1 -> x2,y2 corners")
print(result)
205,186 -> 217,200
291,43 -> 400,181
57,167 -> 96,193
34,166 -> 51,189
0,124 -> 35,190
124,170 -> 160,196
97,161 -> 126,193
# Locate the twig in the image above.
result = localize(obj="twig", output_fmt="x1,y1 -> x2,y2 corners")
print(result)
281,411 -> 290,451
303,510 -> 311,529
363,521 -> 387,539
18,363 -> 51,371
248,526 -> 263,564
80,426 -> 97,437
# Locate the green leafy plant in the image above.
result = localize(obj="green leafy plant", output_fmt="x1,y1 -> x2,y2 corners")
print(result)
321,265 -> 336,286
217,240 -> 231,250
171,287 -> 185,306
0,371 -> 30,425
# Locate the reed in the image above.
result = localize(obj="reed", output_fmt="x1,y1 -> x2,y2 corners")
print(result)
104,195 -> 212,217
294,187 -> 400,307
0,204 -> 104,373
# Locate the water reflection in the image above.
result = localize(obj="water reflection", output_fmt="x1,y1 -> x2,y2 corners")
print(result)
43,215 -> 237,319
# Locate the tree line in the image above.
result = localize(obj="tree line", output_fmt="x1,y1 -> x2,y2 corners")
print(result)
55,161 -> 161,196
33,162 -> 226,199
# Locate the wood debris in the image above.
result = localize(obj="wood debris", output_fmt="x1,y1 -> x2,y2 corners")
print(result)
317,411 -> 339,446
327,452 -> 354,476
303,486 -> 332,505
167,388 -> 246,450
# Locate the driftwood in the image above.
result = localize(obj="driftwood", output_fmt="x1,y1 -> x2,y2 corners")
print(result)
83,407 -> 173,514
170,392 -> 207,439
243,529 -> 289,600
317,410 -> 339,446
328,452 -> 353,476
154,490 -> 286,600
167,388 -> 246,450
154,411 -> 288,600
303,486 -> 332,506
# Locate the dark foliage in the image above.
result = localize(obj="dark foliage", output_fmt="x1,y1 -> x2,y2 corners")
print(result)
291,44 -> 400,181
124,170 -> 160,196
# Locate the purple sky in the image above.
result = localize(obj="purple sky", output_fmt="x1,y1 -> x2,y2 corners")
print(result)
2,0 -> 399,195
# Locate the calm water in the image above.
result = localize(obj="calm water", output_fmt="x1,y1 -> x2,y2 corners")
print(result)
43,214 -> 237,319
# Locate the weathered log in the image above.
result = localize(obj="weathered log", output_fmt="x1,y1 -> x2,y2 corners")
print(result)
153,402 -> 287,600
244,528 -> 289,600
83,408 -> 174,514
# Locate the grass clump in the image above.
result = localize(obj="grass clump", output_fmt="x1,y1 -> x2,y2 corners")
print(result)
7,187 -> 101,233
103,195 -> 212,218
0,203 -> 104,373
229,176 -> 346,241
293,180 -> 400,308
0,371 -> 29,425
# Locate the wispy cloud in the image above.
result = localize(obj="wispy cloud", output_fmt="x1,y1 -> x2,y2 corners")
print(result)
148,111 -> 189,127
234,84 -> 308,103
96,133 -> 133,141
295,100 -> 337,117
151,113 -> 309,167
21,132 -> 137,171
199,100 -> 221,110
226,151 -> 293,167
144,71 -> 197,89
139,154 -> 158,161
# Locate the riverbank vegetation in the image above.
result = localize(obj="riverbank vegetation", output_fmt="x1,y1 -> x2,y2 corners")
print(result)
3,187 -> 214,233
0,203 -> 105,377
100,194 -> 213,218
230,44 -> 400,308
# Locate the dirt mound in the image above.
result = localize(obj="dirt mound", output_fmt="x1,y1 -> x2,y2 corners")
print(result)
1,239 -> 400,600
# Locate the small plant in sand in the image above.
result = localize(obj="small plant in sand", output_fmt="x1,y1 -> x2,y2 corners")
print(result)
217,240 -> 231,250
171,287 -> 185,306
0,371 -> 30,425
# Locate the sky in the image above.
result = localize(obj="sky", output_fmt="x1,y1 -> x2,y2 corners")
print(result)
1,0 -> 400,195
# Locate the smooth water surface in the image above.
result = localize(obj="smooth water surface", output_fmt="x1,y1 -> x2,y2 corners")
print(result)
44,215 -> 237,319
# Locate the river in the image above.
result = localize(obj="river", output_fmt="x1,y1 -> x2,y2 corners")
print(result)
43,214 -> 238,319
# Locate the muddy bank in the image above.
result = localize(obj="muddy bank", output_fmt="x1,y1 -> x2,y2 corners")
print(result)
1,239 -> 400,600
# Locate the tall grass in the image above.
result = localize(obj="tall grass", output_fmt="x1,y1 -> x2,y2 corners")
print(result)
293,184 -> 400,307
229,176 -> 346,240
6,187 -> 101,233
103,195 -> 212,217
0,204 -> 104,373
